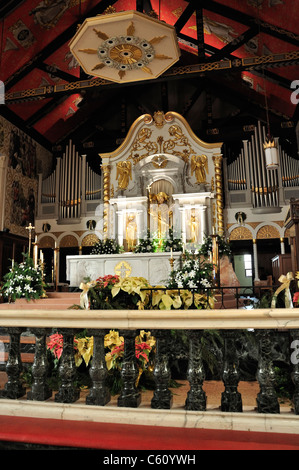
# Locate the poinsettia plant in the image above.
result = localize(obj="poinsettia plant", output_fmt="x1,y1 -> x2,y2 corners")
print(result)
293,272 -> 299,307
47,329 -> 156,390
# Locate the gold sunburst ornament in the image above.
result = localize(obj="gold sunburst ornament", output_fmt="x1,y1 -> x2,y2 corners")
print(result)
69,10 -> 180,83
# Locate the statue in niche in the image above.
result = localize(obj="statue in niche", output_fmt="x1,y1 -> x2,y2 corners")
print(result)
191,154 -> 208,184
126,213 -> 137,251
149,192 -> 172,240
188,210 -> 199,244
116,161 -> 132,190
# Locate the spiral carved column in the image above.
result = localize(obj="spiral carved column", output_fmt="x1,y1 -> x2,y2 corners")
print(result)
212,154 -> 224,236
101,163 -> 111,239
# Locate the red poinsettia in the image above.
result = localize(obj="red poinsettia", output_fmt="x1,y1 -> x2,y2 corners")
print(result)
96,275 -> 120,288
293,292 -> 299,306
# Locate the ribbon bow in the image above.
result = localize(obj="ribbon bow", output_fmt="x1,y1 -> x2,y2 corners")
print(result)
79,281 -> 97,309
271,272 -> 294,308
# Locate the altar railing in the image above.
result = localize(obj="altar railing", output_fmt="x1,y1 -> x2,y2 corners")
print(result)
1,306 -> 299,420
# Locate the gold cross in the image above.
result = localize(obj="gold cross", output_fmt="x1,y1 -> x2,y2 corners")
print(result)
26,223 -> 35,257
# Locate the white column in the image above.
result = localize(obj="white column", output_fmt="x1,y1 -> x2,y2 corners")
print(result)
180,206 -> 187,244
116,210 -> 124,246
136,210 -> 143,240
280,237 -> 285,254
200,205 -> 207,244
0,155 -> 7,231
253,239 -> 259,281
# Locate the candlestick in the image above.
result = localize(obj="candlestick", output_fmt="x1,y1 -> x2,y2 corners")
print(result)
25,222 -> 35,257
33,236 -> 38,268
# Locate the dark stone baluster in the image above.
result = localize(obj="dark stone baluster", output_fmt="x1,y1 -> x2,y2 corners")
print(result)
55,329 -> 80,403
118,330 -> 141,408
86,329 -> 110,406
256,330 -> 280,414
185,330 -> 206,411
1,328 -> 26,399
27,328 -> 52,401
290,329 -> 299,414
221,330 -> 242,412
151,329 -> 173,409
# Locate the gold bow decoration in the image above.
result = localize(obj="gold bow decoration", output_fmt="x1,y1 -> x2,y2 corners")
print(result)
271,272 -> 294,308
79,281 -> 97,309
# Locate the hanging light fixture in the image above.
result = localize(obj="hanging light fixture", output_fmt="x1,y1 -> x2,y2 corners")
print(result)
263,136 -> 279,170
69,9 -> 180,84
262,70 -> 279,170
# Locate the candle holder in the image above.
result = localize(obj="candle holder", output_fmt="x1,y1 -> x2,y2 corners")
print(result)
169,248 -> 174,270
40,261 -> 47,298
54,246 -> 59,291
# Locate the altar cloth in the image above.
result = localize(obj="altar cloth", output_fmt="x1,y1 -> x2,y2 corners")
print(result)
66,252 -> 181,287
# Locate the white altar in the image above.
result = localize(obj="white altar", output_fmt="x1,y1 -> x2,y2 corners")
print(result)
66,252 -> 181,287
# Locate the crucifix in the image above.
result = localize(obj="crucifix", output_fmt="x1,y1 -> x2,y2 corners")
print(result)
26,223 -> 35,257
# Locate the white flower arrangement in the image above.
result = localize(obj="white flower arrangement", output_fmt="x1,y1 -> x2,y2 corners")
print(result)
91,238 -> 121,255
1,252 -> 45,302
167,252 -> 213,290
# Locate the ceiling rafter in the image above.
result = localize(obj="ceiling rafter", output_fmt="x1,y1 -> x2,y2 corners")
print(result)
25,95 -> 67,128
36,63 -> 79,84
174,0 -> 197,33
5,0 -> 119,91
0,0 -> 26,19
0,105 -> 52,150
194,2 -> 205,61
5,47 -> 298,106
176,31 -> 295,91
200,0 -> 299,48
209,25 -> 260,62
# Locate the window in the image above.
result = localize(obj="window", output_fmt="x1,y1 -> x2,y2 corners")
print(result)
244,254 -> 252,277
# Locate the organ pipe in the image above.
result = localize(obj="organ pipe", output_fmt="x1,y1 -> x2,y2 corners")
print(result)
41,140 -> 101,220
227,122 -> 298,209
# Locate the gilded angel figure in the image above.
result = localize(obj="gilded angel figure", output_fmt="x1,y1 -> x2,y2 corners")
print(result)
191,154 -> 208,184
116,161 -> 132,190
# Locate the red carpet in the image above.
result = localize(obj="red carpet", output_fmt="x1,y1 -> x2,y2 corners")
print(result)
1,415 -> 299,450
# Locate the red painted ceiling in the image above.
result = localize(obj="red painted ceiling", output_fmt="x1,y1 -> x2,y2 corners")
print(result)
0,0 -> 298,149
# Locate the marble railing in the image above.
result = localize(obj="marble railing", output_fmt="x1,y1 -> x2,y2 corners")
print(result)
1,308 -> 299,416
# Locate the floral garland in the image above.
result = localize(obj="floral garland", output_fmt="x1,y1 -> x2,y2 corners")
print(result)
1,252 -> 45,302
91,238 -> 121,255
134,230 -> 155,253
199,234 -> 232,258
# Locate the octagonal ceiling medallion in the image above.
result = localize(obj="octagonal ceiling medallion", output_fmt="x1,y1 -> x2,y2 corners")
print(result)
69,10 -> 181,83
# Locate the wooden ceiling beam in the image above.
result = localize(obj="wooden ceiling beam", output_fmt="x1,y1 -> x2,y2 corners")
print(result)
174,0 -> 197,33
177,32 -> 294,91
200,0 -> 299,48
25,95 -> 67,128
5,0 -> 119,91
0,105 -> 52,150
194,2 -> 205,61
0,0 -> 26,18
209,25 -> 259,62
36,63 -> 79,84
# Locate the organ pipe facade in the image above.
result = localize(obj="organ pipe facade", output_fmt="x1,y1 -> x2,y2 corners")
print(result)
224,122 -> 299,212
37,140 -> 101,223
